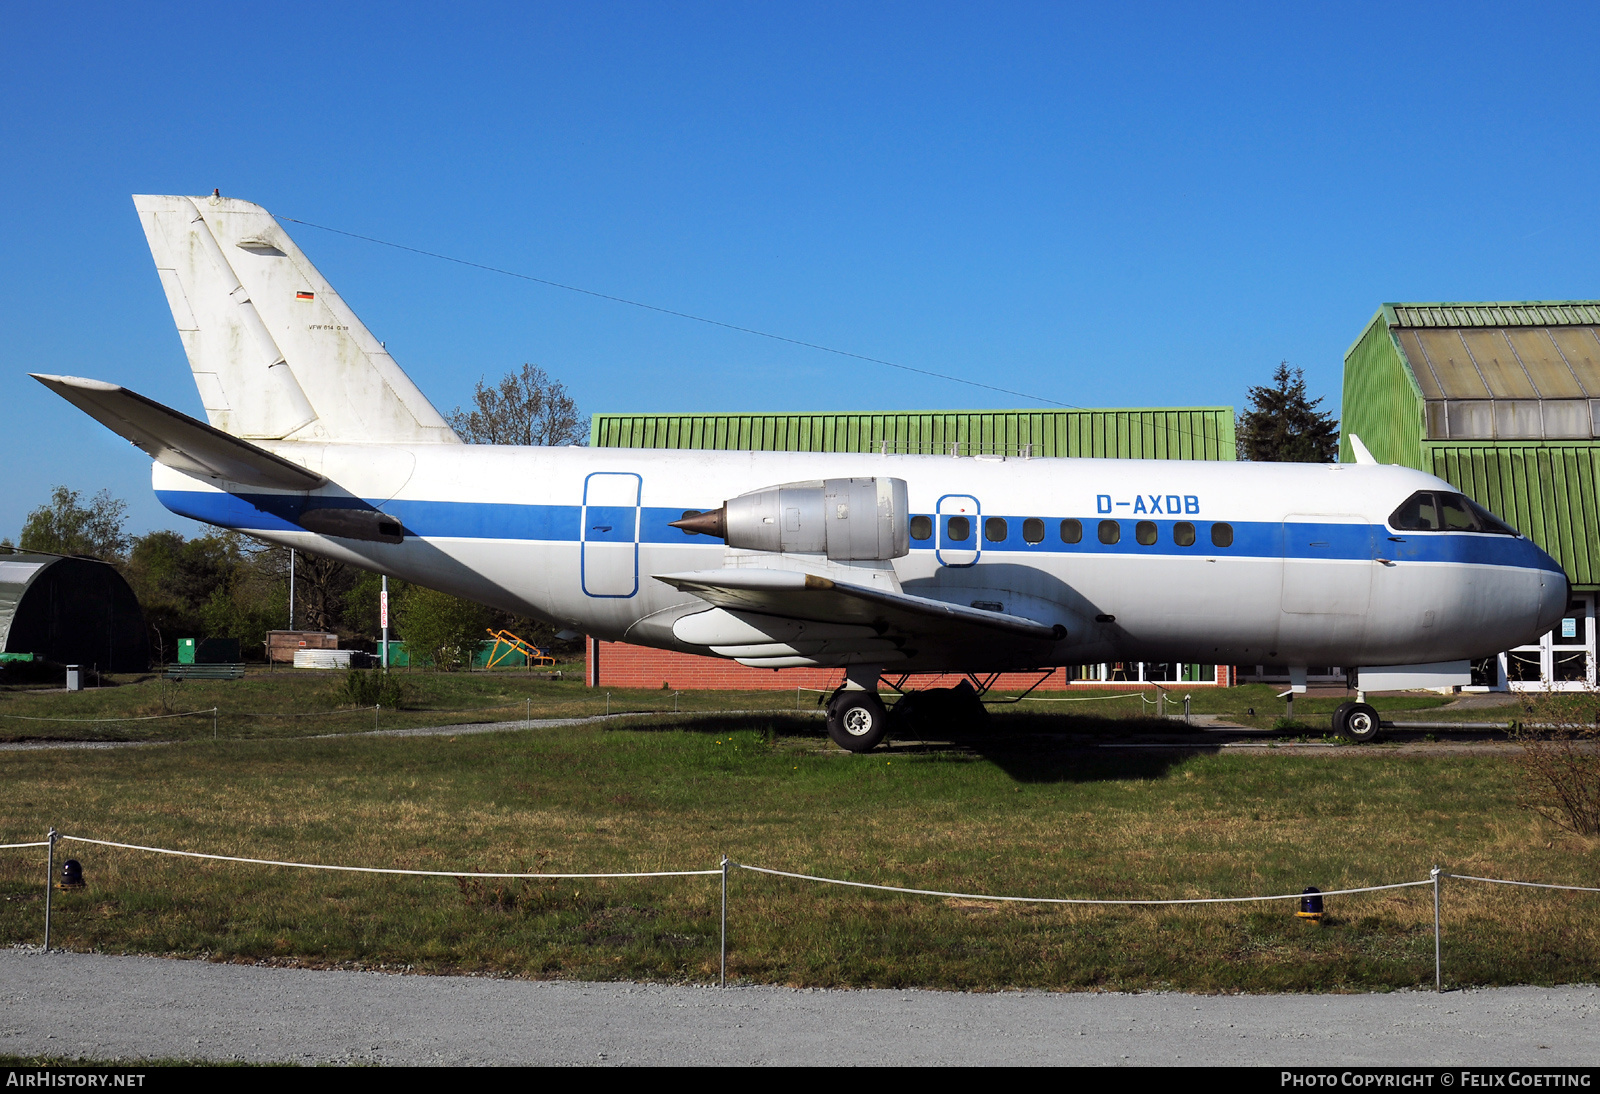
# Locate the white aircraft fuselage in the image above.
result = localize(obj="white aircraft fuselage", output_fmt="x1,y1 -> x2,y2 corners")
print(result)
152,442 -> 1567,673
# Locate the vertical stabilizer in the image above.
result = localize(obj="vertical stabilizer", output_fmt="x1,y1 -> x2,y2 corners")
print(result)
134,194 -> 460,445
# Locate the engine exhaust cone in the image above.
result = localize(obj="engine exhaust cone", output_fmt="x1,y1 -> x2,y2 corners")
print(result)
670,508 -> 727,538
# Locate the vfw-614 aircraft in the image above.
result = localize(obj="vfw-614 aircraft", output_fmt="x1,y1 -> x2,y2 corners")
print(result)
35,194 -> 1567,750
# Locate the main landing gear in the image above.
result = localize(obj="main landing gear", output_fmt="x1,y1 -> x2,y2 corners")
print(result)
824,668 -> 1008,753
1331,701 -> 1382,742
825,688 -> 890,752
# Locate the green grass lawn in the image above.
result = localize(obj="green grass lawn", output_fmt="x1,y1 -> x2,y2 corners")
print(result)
0,669 -> 1474,745
0,664 -> 830,743
2,710 -> 1595,993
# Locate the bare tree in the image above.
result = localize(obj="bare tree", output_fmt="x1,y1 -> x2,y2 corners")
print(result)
448,364 -> 587,446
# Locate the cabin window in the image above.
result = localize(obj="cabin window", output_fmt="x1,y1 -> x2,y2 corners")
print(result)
1060,519 -> 1083,544
985,517 -> 1008,543
679,510 -> 703,536
1135,521 -> 1157,546
946,516 -> 971,543
1098,520 -> 1120,545
910,515 -> 933,541
1173,521 -> 1196,546
1210,522 -> 1234,548
1022,518 -> 1045,544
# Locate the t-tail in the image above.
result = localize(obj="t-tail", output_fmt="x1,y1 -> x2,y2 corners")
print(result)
34,193 -> 458,481
129,193 -> 458,444
31,194 -> 460,489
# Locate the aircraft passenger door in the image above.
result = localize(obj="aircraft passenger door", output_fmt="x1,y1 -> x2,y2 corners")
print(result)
936,494 -> 981,567
581,472 -> 642,598
1281,514 -> 1373,615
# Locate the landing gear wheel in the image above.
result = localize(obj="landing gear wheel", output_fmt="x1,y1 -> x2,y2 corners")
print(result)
1330,702 -> 1357,736
1341,702 -> 1381,743
827,691 -> 890,753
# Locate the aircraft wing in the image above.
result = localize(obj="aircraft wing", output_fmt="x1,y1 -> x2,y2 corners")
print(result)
33,374 -> 325,491
653,568 -> 1065,644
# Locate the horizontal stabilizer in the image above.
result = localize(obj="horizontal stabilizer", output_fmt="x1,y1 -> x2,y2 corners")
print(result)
653,568 -> 1064,644
32,374 -> 325,490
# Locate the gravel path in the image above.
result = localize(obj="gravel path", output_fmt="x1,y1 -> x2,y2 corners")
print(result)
2,948 -> 1594,1066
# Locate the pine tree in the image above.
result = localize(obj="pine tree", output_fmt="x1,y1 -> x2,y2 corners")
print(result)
1237,362 -> 1339,462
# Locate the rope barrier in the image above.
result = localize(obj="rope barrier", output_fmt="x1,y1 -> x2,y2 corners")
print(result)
0,709 -> 215,724
20,832 -> 1600,993
734,862 -> 1434,905
1448,873 -> 1600,894
59,835 -> 720,879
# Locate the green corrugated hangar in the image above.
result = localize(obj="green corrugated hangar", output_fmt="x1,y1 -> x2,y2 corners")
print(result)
593,406 -> 1235,687
592,406 -> 1235,460
1341,301 -> 1600,691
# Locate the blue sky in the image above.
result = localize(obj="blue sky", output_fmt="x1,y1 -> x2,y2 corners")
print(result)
3,2 -> 1597,538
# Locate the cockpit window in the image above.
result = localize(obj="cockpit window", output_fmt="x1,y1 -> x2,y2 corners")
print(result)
1463,496 -> 1518,536
1389,491 -> 1518,535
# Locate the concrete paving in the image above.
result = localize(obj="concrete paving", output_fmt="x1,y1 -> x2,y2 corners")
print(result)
2,948 -> 1594,1066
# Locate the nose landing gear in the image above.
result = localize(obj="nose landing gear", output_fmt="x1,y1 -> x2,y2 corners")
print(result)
1331,700 -> 1382,742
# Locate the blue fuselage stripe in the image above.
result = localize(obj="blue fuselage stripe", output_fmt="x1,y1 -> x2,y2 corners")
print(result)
154,491 -> 1564,573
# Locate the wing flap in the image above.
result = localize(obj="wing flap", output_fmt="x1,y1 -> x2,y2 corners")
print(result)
33,374 -> 325,491
653,568 -> 1064,644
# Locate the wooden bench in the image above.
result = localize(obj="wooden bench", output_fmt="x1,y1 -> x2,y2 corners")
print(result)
163,663 -> 246,681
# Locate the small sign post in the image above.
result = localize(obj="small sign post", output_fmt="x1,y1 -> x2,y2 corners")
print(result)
381,577 -> 389,670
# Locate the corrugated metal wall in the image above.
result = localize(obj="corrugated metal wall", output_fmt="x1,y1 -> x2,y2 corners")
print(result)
1427,443 -> 1600,587
1339,312 -> 1427,468
592,408 -> 1236,460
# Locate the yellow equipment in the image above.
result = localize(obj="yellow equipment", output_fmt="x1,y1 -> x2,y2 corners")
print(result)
484,629 -> 555,669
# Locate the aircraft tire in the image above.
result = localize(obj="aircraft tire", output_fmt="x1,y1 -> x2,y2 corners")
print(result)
1342,702 -> 1382,743
827,692 -> 889,752
1330,701 -> 1356,736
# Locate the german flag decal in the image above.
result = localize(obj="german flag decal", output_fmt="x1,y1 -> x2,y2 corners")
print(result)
296,291 -> 315,301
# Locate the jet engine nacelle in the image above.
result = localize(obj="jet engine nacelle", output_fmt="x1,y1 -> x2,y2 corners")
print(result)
673,477 -> 910,561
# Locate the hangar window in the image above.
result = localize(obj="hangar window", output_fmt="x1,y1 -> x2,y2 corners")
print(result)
1395,324 -> 1600,440
1210,522 -> 1234,548
985,517 -> 1008,543
1098,520 -> 1121,545
1135,521 -> 1157,545
910,515 -> 933,541
946,516 -> 971,543
1060,519 -> 1083,544
1388,491 -> 1518,535
1173,521 -> 1196,546
1023,518 -> 1046,544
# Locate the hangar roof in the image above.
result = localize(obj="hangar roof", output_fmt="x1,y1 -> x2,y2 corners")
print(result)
1386,301 -> 1600,329
1358,301 -> 1600,442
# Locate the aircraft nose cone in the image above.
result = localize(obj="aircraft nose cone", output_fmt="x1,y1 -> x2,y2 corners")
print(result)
1536,567 -> 1569,637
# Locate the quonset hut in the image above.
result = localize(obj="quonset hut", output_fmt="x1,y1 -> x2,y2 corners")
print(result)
0,553 -> 148,673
